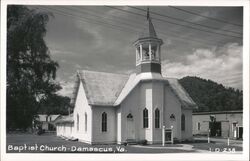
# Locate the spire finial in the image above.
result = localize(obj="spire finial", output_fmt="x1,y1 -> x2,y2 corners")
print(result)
147,7 -> 150,20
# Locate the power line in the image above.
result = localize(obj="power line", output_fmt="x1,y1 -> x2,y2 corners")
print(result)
37,6 -> 229,47
128,6 -> 242,35
61,6 -> 139,32
38,6 -> 139,35
106,6 -> 242,39
61,6 -> 225,46
168,6 -> 243,27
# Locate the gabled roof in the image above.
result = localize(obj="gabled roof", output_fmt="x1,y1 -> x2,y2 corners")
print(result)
49,115 -> 60,121
54,114 -> 74,124
36,114 -> 60,122
71,70 -> 129,106
114,72 -> 197,109
114,72 -> 164,105
70,70 -> 197,109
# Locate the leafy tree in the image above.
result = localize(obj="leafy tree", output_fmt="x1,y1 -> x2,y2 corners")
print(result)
7,6 -> 61,130
38,95 -> 72,115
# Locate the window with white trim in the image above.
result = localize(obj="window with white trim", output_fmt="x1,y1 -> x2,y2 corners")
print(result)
181,114 -> 185,131
155,108 -> 160,128
85,113 -> 87,132
102,112 -> 107,132
143,108 -> 148,128
77,114 -> 79,131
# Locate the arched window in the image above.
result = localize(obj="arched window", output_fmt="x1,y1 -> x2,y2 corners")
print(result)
102,112 -> 107,132
181,114 -> 185,131
143,108 -> 148,128
155,108 -> 160,128
197,122 -> 200,131
85,113 -> 87,132
77,114 -> 79,131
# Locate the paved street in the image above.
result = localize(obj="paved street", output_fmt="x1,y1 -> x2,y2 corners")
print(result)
6,133 -> 242,153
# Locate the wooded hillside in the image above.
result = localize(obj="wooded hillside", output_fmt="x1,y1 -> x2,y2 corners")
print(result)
179,76 -> 243,112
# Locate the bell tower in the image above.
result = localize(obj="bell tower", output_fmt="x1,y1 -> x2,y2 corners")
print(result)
134,8 -> 163,74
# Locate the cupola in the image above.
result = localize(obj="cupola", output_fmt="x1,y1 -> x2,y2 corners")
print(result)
133,8 -> 163,74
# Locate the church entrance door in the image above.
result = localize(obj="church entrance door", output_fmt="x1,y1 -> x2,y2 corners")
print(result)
126,113 -> 135,139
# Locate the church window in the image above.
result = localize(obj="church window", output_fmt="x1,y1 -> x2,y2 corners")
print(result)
102,112 -> 107,132
85,113 -> 87,132
155,108 -> 160,128
197,122 -> 200,131
77,114 -> 79,131
143,108 -> 148,128
181,114 -> 185,131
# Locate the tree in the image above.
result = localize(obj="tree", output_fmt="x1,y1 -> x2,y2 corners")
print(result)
179,76 -> 243,112
38,95 -> 72,115
7,6 -> 61,130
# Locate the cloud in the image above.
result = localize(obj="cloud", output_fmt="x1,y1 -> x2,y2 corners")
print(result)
57,82 -> 74,97
56,75 -> 76,97
49,48 -> 78,56
162,42 -> 242,89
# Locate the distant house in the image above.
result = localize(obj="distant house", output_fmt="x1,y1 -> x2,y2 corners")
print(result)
192,110 -> 243,139
35,114 -> 60,131
55,10 -> 197,144
54,114 -> 74,137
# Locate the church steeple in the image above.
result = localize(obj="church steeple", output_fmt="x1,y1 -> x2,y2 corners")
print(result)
139,7 -> 157,38
134,7 -> 163,74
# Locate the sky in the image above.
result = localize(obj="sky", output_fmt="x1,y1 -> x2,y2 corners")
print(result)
30,6 -> 243,97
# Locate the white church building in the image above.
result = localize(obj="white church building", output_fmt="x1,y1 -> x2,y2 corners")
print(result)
56,10 -> 197,144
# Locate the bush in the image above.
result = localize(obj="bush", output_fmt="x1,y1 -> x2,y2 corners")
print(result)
138,139 -> 147,145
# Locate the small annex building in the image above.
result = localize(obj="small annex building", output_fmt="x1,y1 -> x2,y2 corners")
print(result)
192,110 -> 243,139
56,10 -> 197,144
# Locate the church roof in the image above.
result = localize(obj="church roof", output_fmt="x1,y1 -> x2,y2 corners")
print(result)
75,70 -> 129,106
70,70 -> 197,109
54,114 -> 74,124
113,72 -> 197,109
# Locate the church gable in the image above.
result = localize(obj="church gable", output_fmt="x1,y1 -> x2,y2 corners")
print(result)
71,70 -> 129,107
113,73 -> 197,109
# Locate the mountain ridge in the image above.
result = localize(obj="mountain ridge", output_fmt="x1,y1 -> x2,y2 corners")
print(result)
179,76 -> 243,112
